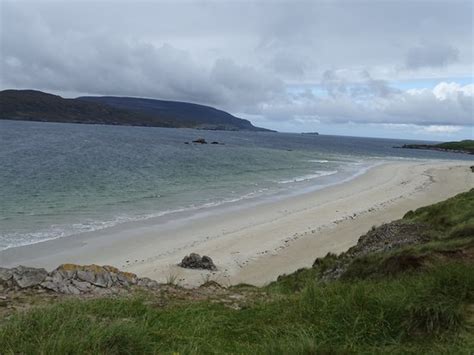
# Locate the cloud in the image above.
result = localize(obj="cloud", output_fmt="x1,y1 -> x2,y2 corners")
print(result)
1,0 -> 473,134
421,125 -> 462,134
257,81 -> 474,127
321,69 -> 400,99
0,5 -> 283,109
405,43 -> 459,69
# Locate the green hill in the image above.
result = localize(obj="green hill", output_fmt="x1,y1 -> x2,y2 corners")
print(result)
401,140 -> 474,155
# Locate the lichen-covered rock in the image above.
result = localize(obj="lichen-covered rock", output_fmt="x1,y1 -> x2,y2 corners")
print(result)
179,253 -> 217,270
1,263 -> 159,295
0,265 -> 48,289
137,277 -> 160,288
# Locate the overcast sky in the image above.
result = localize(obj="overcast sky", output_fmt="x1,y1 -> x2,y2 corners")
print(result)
1,0 -> 473,140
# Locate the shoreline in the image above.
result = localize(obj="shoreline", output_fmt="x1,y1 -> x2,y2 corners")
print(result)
1,160 -> 472,287
0,155 -> 377,252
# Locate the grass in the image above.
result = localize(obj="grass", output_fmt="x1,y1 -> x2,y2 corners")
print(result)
1,189 -> 473,354
436,140 -> 474,154
403,188 -> 474,234
1,263 -> 472,354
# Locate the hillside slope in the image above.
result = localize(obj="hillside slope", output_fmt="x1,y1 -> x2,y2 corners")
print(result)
0,90 -> 271,131
400,140 -> 474,155
78,96 -> 269,131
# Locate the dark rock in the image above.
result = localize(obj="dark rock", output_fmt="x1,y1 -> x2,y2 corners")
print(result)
470,166 -> 474,173
193,138 -> 208,144
184,141 -> 190,144
179,253 -> 217,270
211,141 -> 220,145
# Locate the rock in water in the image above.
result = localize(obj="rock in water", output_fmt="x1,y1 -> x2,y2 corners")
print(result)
192,138 -> 208,144
179,253 -> 217,270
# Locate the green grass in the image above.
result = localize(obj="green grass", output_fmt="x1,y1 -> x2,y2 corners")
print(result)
403,188 -> 474,234
436,140 -> 474,154
1,262 -> 472,354
1,189 -> 473,354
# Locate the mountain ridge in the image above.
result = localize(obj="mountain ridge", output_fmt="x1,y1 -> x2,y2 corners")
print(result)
0,89 -> 273,132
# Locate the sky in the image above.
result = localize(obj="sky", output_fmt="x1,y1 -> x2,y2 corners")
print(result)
1,0 -> 473,140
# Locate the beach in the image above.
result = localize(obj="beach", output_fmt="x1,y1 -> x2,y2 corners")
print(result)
1,160 -> 473,287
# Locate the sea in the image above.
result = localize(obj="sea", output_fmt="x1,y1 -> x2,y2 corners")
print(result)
1,120 -> 472,251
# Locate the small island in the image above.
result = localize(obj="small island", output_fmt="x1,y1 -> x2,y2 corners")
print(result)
301,132 -> 319,135
397,139 -> 474,155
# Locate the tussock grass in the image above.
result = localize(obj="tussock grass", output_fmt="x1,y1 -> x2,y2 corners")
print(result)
1,263 -> 472,354
404,188 -> 474,234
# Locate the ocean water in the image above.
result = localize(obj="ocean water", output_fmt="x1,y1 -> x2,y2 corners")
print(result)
0,120 -> 472,251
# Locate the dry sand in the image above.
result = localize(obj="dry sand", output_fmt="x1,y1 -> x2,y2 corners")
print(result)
1,160 -> 472,287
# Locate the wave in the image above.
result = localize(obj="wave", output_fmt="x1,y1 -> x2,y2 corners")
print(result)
278,170 -> 338,184
0,187 -> 272,251
307,159 -> 330,163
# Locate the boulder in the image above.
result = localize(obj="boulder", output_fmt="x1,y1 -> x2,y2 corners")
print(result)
0,268 -> 13,283
0,265 -> 48,289
192,138 -> 208,144
179,253 -> 217,270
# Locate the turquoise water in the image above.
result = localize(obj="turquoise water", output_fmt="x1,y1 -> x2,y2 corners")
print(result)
0,120 -> 472,250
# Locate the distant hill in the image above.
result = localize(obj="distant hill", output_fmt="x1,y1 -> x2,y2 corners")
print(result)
78,96 -> 270,131
0,89 -> 272,131
399,140 -> 474,155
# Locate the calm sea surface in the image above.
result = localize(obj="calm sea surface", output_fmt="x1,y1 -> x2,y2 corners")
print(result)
1,120 -> 472,250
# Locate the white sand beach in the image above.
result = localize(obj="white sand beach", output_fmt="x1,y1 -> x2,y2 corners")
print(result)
1,160 -> 472,287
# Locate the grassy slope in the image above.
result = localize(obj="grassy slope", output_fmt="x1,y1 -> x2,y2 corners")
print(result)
436,140 -> 474,154
402,140 -> 474,154
1,189 -> 473,354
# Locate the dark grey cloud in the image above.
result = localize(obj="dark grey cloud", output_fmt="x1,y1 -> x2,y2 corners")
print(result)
1,0 -> 473,131
405,43 -> 459,69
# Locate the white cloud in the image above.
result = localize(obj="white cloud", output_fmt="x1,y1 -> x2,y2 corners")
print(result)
257,80 -> 473,127
421,125 -> 462,134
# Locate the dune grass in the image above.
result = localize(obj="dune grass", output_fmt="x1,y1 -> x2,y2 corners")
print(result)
1,262 -> 472,354
1,189 -> 473,354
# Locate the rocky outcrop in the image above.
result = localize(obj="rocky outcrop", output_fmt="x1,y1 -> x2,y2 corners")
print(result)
313,221 -> 431,280
0,264 -> 159,295
344,221 -> 430,258
0,266 -> 48,289
179,253 -> 217,270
